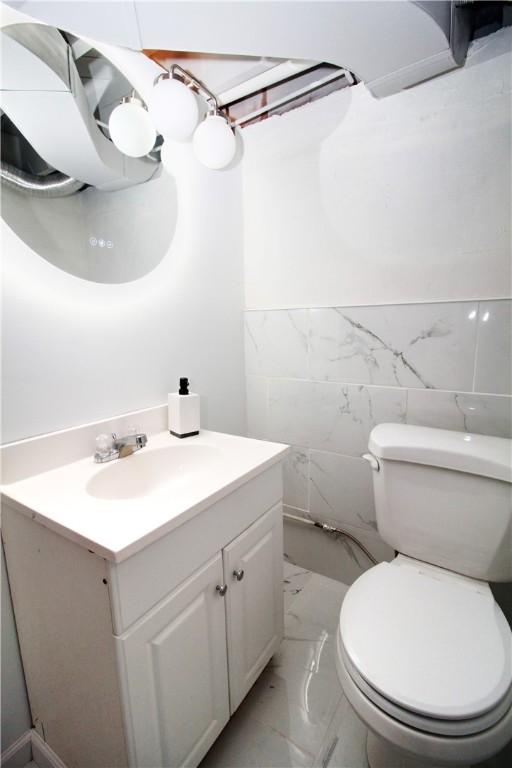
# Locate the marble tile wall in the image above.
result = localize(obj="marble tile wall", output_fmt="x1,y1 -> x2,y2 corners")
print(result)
245,299 -> 512,570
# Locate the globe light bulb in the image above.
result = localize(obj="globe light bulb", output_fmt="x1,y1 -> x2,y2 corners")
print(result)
193,114 -> 236,170
108,99 -> 156,158
148,77 -> 200,141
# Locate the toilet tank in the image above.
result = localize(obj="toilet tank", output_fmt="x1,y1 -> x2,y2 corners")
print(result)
367,424 -> 512,582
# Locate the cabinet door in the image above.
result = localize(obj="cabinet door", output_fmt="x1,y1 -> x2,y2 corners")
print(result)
223,503 -> 284,713
117,554 -> 229,768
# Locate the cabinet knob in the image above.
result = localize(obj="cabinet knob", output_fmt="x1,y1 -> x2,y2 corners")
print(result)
233,569 -> 245,581
216,584 -> 228,596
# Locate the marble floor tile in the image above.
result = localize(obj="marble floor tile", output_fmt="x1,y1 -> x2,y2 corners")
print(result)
199,700 -> 313,768
320,696 -> 369,768
283,560 -> 311,580
285,574 -> 348,640
244,660 -> 342,759
259,572 -> 347,760
283,561 -> 314,611
269,634 -> 335,680
202,562 -> 511,768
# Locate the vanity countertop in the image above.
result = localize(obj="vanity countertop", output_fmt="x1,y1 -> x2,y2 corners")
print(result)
1,430 -> 288,563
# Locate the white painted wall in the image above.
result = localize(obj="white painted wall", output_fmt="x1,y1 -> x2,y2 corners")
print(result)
1,146 -> 246,444
243,29 -> 511,309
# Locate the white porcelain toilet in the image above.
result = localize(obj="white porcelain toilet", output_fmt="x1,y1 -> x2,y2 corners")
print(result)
335,423 -> 512,768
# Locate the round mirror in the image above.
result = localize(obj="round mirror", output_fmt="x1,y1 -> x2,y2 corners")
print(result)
0,25 -> 176,284
1,171 -> 177,284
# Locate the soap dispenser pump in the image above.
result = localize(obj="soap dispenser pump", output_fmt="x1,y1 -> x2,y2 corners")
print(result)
168,378 -> 200,438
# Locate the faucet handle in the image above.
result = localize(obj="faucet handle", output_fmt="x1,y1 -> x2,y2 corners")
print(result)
126,425 -> 138,436
136,433 -> 148,448
95,433 -> 114,459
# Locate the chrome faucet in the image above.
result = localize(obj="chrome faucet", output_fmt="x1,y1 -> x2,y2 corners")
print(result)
94,430 -> 148,463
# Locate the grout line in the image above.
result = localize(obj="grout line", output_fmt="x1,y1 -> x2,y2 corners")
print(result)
243,297 -> 512,312
307,448 -> 373,461
245,374 -> 511,399
316,696 -> 347,768
306,307 -> 312,382
252,716 -> 317,761
283,504 -> 310,515
264,376 -> 269,434
472,301 -> 482,393
306,447 -> 311,515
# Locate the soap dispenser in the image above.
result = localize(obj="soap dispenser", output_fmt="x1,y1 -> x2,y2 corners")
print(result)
168,378 -> 200,438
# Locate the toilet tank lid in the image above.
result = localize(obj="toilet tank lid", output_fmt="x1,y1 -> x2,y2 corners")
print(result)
369,424 -> 512,483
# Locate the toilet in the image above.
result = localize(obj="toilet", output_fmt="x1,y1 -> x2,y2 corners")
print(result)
335,423 -> 512,768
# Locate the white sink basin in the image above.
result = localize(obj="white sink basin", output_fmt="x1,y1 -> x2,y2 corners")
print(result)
86,444 -> 222,500
1,429 -> 288,562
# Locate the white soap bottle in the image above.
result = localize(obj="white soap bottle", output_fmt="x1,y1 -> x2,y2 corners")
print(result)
168,378 -> 200,438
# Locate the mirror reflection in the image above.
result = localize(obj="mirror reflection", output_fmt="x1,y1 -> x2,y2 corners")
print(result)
1,24 -> 176,284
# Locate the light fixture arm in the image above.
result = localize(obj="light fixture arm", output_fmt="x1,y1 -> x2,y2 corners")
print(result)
154,64 -> 223,117
121,89 -> 149,110
151,63 -> 237,170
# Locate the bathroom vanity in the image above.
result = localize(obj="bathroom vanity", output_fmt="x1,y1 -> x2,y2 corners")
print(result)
1,425 -> 288,768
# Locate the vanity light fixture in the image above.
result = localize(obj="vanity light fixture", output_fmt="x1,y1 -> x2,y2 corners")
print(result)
152,64 -> 237,171
108,93 -> 157,158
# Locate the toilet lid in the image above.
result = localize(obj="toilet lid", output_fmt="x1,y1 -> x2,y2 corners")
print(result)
340,559 -> 512,720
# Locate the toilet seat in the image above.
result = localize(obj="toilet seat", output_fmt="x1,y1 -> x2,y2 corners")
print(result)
339,634 -> 512,736
340,557 -> 512,724
336,629 -> 512,767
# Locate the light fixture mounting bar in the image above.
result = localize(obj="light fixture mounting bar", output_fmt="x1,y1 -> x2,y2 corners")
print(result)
154,63 -> 222,116
217,60 -> 320,107
234,68 -> 351,127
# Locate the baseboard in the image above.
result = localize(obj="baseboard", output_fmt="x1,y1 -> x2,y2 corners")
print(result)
1,730 -> 67,768
1,731 -> 32,768
30,732 -> 67,768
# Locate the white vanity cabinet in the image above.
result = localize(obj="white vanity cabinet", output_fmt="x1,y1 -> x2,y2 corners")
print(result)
2,460 -> 285,768
223,504 -> 284,712
118,553 -> 230,768
118,503 -> 283,768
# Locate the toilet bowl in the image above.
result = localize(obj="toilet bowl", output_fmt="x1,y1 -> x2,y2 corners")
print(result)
335,424 -> 512,768
336,557 -> 512,767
